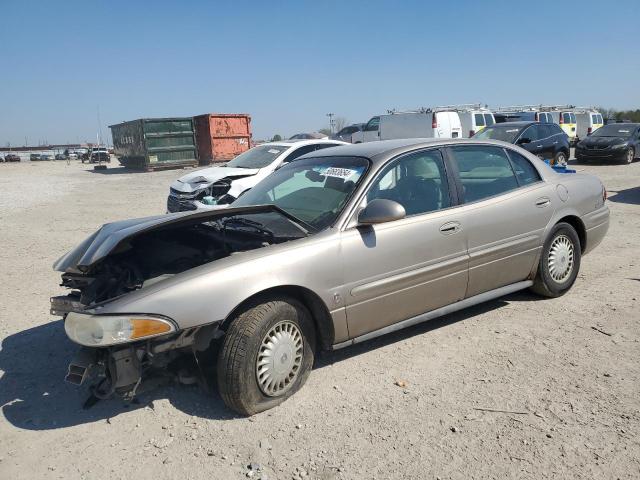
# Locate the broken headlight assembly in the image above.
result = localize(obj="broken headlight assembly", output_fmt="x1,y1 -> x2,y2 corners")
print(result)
65,313 -> 176,347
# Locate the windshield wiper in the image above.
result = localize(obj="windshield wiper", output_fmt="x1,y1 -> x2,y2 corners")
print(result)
222,217 -> 274,239
268,205 -> 318,234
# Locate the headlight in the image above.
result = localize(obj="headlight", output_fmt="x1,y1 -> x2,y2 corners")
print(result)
65,313 -> 176,347
612,143 -> 628,149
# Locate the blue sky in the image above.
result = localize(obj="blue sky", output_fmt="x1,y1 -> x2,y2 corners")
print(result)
1,0 -> 638,145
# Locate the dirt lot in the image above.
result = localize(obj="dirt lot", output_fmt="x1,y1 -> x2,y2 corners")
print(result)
0,158 -> 638,480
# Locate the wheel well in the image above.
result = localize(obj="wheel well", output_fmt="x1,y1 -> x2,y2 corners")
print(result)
222,286 -> 335,350
557,215 -> 586,252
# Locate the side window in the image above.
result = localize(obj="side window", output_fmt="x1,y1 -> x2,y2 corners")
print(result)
449,146 -> 519,203
484,114 -> 495,126
367,149 -> 450,216
281,145 -> 317,164
522,125 -> 540,141
474,113 -> 485,127
364,117 -> 380,132
539,124 -> 554,138
506,150 -> 542,186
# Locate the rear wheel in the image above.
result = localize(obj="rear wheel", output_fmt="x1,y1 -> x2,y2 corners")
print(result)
530,222 -> 581,298
553,150 -> 568,166
217,296 -> 316,415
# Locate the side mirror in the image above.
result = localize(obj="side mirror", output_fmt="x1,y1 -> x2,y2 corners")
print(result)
517,137 -> 531,145
358,199 -> 406,225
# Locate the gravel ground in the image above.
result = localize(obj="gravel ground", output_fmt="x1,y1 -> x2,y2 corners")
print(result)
0,158 -> 639,480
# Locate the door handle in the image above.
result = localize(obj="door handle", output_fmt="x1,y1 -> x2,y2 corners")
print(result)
535,144 -> 543,148
535,197 -> 551,207
439,221 -> 461,234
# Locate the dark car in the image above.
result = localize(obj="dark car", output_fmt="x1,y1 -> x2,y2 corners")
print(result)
472,122 -> 570,165
330,123 -> 365,143
88,149 -> 111,163
575,123 -> 640,165
55,154 -> 66,160
494,111 -> 554,124
30,153 -> 42,161
3,153 -> 20,162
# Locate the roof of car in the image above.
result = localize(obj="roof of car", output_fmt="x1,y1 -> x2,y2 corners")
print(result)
265,139 -> 347,148
303,138 -> 531,165
489,121 -> 535,128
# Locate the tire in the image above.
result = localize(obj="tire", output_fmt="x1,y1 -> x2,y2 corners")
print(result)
530,222 -> 581,298
553,150 -> 568,166
622,147 -> 635,165
217,296 -> 316,415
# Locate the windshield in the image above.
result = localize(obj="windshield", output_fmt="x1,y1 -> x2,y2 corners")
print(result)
226,144 -> 288,169
233,156 -> 369,231
591,125 -> 635,138
472,126 -> 521,143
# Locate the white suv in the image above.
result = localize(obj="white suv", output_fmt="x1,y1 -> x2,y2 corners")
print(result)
167,139 -> 346,213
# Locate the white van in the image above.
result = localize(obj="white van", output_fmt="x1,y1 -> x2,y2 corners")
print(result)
458,108 -> 496,137
576,110 -> 604,141
351,110 -> 462,143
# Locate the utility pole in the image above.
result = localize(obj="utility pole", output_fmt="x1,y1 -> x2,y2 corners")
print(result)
326,113 -> 335,134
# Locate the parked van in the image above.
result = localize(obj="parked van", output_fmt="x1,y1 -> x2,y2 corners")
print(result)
541,108 -> 577,144
351,109 -> 462,143
576,110 -> 604,141
458,107 -> 496,137
494,107 -> 553,124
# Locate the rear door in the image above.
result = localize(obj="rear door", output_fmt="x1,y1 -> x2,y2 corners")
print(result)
362,117 -> 380,142
445,145 -> 555,297
449,113 -> 462,138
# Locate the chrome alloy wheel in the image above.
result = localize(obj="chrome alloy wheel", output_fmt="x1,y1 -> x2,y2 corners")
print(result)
256,321 -> 303,397
548,234 -> 575,283
627,148 -> 634,164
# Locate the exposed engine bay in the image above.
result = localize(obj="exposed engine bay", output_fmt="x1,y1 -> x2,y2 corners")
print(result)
53,212 -> 307,313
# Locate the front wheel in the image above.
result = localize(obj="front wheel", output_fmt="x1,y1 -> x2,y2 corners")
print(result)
623,147 -> 635,165
217,296 -> 316,415
530,222 -> 581,298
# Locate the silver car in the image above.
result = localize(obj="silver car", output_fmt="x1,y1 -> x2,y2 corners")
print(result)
52,138 -> 609,415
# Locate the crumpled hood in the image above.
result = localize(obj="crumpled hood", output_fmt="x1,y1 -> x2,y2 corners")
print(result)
52,205 -> 285,273
579,136 -> 628,148
171,166 -> 259,193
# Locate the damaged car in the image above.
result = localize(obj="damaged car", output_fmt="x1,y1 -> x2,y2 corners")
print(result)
167,139 -> 346,212
52,138 -> 609,415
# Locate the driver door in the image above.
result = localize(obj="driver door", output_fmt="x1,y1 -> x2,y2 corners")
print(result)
339,148 -> 469,338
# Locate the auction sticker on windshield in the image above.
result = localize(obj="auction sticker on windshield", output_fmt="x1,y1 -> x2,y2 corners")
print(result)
323,167 -> 357,178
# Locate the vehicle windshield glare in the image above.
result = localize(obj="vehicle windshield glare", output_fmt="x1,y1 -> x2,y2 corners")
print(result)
591,125 -> 634,138
226,144 -> 288,169
232,156 -> 369,230
472,126 -> 522,143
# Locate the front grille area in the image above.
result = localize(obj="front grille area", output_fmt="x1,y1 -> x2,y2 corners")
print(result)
167,195 -> 198,213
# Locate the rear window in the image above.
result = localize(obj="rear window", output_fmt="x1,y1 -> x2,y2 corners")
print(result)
474,113 -> 485,127
484,114 -> 495,126
562,112 -> 573,123
570,113 -> 576,123
449,146 -> 519,203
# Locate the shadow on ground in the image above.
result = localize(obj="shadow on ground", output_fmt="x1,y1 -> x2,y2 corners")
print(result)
607,186 -> 640,205
0,292 -> 534,430
86,166 -> 150,175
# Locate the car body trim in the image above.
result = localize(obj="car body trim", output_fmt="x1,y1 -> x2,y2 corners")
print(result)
349,253 -> 468,298
331,280 -> 533,349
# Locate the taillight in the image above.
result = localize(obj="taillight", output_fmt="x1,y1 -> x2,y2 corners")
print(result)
587,127 -> 592,135
535,112 -> 539,121
559,114 -> 564,124
432,113 -> 437,129
469,130 -> 475,137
